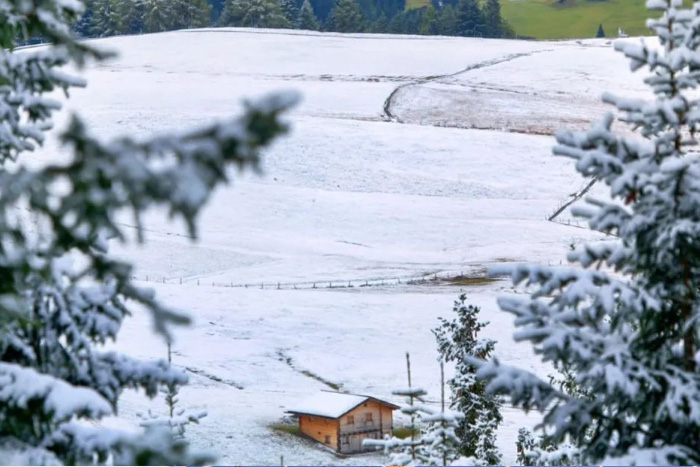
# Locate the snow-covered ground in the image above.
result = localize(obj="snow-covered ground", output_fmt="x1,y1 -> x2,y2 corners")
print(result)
33,28 -> 645,465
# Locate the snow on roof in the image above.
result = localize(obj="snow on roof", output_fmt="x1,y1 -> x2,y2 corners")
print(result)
287,392 -> 387,419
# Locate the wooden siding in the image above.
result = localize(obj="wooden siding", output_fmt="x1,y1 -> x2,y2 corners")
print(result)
298,415 -> 339,451
380,404 -> 394,436
339,399 -> 386,435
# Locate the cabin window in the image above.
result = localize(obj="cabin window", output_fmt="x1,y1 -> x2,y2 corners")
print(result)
365,412 -> 373,422
347,415 -> 354,424
324,435 -> 331,444
342,436 -> 349,445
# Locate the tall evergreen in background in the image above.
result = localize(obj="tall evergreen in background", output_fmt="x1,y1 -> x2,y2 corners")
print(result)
75,0 -> 512,39
456,0 -> 484,37
475,0 -> 700,464
281,0 -> 302,23
220,0 -> 291,28
297,0 -> 320,29
330,0 -> 365,32
437,5 -> 457,35
482,0 -> 502,38
596,23 -> 605,37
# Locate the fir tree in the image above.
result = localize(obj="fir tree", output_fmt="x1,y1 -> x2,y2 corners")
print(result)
88,0 -> 139,36
419,5 -> 439,35
0,0 -> 296,462
456,0 -> 484,37
297,0 -> 320,30
595,22 -> 605,37
142,0 -> 172,32
330,0 -> 365,32
474,1 -> 700,464
367,11 -> 388,33
281,0 -> 300,22
433,294 -> 502,465
171,0 -> 211,30
482,0 -> 502,38
139,343 -> 207,441
219,0 -> 291,28
437,5 -> 458,36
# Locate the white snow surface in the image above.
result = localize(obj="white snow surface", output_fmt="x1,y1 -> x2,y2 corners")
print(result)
26,28 -> 652,465
287,391 -> 372,418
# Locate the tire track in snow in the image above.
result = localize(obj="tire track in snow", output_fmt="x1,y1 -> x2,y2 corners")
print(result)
383,50 -> 551,124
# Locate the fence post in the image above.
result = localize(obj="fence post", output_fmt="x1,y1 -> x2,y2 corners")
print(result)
313,283 -> 316,289
180,277 -> 182,285
260,283 -> 264,289
277,282 -> 280,290
197,279 -> 199,286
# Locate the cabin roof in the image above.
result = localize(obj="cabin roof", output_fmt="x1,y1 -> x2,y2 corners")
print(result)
286,391 -> 399,419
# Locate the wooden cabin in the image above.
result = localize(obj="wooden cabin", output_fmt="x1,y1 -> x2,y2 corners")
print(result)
287,391 -> 400,454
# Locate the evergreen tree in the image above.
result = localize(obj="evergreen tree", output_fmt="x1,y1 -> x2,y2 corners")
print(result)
387,11 -> 405,33
171,0 -> 211,30
297,0 -> 320,30
142,0 -> 172,32
595,22 -> 605,37
0,0 -> 295,462
437,5 -> 458,36
482,0 -> 502,38
209,0 -> 226,24
88,0 -> 139,36
219,0 -> 291,28
330,0 -> 365,32
433,294 -> 502,465
281,0 -> 300,23
474,1 -> 700,464
419,5 -> 439,35
456,0 -> 484,37
139,343 -> 207,441
368,11 -> 388,33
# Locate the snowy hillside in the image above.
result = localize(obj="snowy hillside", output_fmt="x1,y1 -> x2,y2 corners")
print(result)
34,28 -> 645,465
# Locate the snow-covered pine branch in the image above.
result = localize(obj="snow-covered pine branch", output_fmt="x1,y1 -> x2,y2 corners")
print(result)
474,0 -> 700,464
0,0 -> 296,462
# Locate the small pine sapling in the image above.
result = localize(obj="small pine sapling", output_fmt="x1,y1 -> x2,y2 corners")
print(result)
138,342 -> 207,440
433,294 -> 502,465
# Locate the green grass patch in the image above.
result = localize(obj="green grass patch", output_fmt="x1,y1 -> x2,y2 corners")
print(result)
444,275 -> 499,286
393,426 -> 420,439
500,0 -> 691,40
269,423 -> 301,436
406,0 -> 431,10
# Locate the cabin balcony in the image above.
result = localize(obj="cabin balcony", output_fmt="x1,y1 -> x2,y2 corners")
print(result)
340,421 -> 384,435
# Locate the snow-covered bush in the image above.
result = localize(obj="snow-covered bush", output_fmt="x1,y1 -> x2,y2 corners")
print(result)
473,0 -> 700,464
0,0 -> 296,463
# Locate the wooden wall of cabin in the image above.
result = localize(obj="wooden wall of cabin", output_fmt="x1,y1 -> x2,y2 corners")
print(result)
298,415 -> 339,451
339,400 -> 393,436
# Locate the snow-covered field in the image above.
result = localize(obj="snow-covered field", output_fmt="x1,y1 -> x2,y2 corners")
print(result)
35,28 -> 645,465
